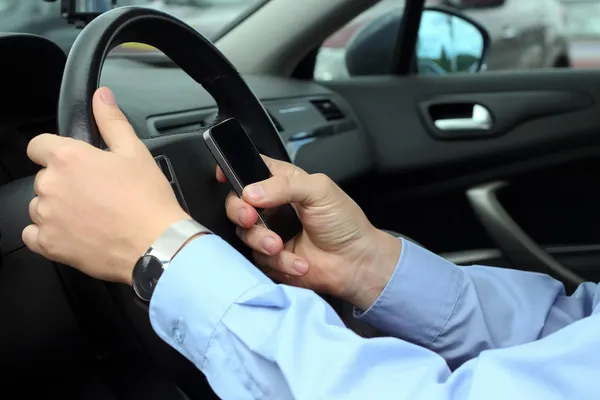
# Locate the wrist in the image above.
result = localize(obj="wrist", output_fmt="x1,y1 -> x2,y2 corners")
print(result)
344,228 -> 402,310
121,210 -> 192,286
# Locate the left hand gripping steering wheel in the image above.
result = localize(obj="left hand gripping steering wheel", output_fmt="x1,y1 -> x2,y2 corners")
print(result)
57,6 -> 292,396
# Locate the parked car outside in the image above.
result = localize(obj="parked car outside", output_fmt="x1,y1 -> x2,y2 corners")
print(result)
314,0 -> 571,80
562,0 -> 600,68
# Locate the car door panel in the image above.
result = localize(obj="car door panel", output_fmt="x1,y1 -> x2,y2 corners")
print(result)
444,245 -> 600,283
324,70 -> 600,174
417,90 -> 592,140
322,70 -> 600,281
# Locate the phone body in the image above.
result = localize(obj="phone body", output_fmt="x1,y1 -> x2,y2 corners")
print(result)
203,118 -> 303,243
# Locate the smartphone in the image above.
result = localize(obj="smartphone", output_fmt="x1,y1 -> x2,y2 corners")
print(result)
203,118 -> 303,243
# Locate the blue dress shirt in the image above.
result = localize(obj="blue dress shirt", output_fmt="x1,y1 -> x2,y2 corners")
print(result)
149,235 -> 600,399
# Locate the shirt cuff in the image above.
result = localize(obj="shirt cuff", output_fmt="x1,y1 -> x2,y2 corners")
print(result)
148,234 -> 273,367
355,238 -> 463,348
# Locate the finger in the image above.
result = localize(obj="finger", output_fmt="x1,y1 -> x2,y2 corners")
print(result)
252,249 -> 309,277
225,192 -> 258,228
27,134 -> 72,167
236,224 -> 283,256
33,168 -> 48,196
243,172 -> 334,208
216,165 -> 227,183
29,197 -> 41,225
22,224 -> 42,255
92,87 -> 141,154
261,154 -> 306,177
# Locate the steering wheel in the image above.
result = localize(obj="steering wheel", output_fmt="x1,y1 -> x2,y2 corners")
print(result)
53,6 -> 373,397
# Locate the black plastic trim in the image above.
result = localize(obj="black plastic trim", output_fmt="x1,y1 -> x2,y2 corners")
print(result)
392,0 -> 424,75
466,181 -> 584,290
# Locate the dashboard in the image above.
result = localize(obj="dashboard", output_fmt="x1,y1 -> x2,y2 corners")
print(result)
101,59 -> 373,183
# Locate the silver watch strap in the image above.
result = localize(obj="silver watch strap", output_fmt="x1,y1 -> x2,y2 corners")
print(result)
145,219 -> 212,265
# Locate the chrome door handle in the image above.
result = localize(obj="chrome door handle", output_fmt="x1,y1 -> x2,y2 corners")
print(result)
434,104 -> 493,131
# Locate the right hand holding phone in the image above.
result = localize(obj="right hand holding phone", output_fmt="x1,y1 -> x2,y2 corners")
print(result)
218,156 -> 402,310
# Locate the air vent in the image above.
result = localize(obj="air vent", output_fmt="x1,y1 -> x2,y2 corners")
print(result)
267,111 -> 284,132
149,110 -> 218,137
310,99 -> 345,121
157,121 -> 208,136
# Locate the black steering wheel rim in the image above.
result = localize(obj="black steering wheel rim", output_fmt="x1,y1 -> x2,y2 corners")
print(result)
58,5 -> 288,160
55,6 -> 293,397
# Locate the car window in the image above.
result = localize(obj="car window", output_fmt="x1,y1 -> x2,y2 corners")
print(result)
313,0 -> 487,80
314,0 -> 403,80
0,0 -> 16,14
0,0 -> 264,55
314,0 -> 575,80
565,1 -> 600,36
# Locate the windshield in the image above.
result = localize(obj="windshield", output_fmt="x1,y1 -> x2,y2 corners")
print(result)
0,0 -> 264,55
564,0 -> 600,38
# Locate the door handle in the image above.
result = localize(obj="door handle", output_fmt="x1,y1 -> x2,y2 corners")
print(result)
466,181 -> 584,292
434,104 -> 493,131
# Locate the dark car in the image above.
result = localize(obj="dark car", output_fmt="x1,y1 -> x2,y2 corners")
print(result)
315,0 -> 571,80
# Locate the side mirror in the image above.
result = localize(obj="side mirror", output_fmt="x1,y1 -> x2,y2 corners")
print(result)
345,7 -> 490,77
417,8 -> 491,75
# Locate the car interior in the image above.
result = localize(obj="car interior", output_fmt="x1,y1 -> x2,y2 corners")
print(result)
0,0 -> 599,398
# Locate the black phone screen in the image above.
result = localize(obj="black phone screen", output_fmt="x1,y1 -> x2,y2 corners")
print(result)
209,119 -> 303,243
210,119 -> 272,187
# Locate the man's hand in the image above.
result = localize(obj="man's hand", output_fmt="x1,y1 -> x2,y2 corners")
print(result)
219,158 -> 402,310
23,87 -> 188,285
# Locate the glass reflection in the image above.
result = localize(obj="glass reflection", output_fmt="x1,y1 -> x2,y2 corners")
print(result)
417,10 -> 484,75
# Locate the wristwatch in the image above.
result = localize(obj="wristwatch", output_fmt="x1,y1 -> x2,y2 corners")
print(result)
132,218 -> 212,302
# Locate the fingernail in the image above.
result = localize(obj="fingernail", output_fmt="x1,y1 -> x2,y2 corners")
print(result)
261,236 -> 277,254
237,208 -> 247,225
99,87 -> 115,105
246,184 -> 264,200
292,259 -> 309,275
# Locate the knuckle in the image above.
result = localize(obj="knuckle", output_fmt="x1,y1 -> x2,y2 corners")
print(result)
280,175 -> 294,202
274,253 -> 286,272
50,142 -> 79,166
282,175 -> 293,191
225,192 -> 237,208
35,200 -> 51,221
26,138 -> 38,158
37,229 -> 57,257
34,170 -> 52,196
28,198 -> 39,222
312,173 -> 333,190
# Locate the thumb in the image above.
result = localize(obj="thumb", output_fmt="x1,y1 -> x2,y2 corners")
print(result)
93,87 -> 141,154
243,173 -> 336,208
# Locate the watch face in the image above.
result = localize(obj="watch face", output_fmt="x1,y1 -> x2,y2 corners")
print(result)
132,255 -> 164,302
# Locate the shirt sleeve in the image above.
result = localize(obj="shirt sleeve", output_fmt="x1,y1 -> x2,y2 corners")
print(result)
149,234 -> 600,400
356,238 -> 600,369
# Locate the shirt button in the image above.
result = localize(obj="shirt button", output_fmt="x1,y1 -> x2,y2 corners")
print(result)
173,318 -> 186,344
